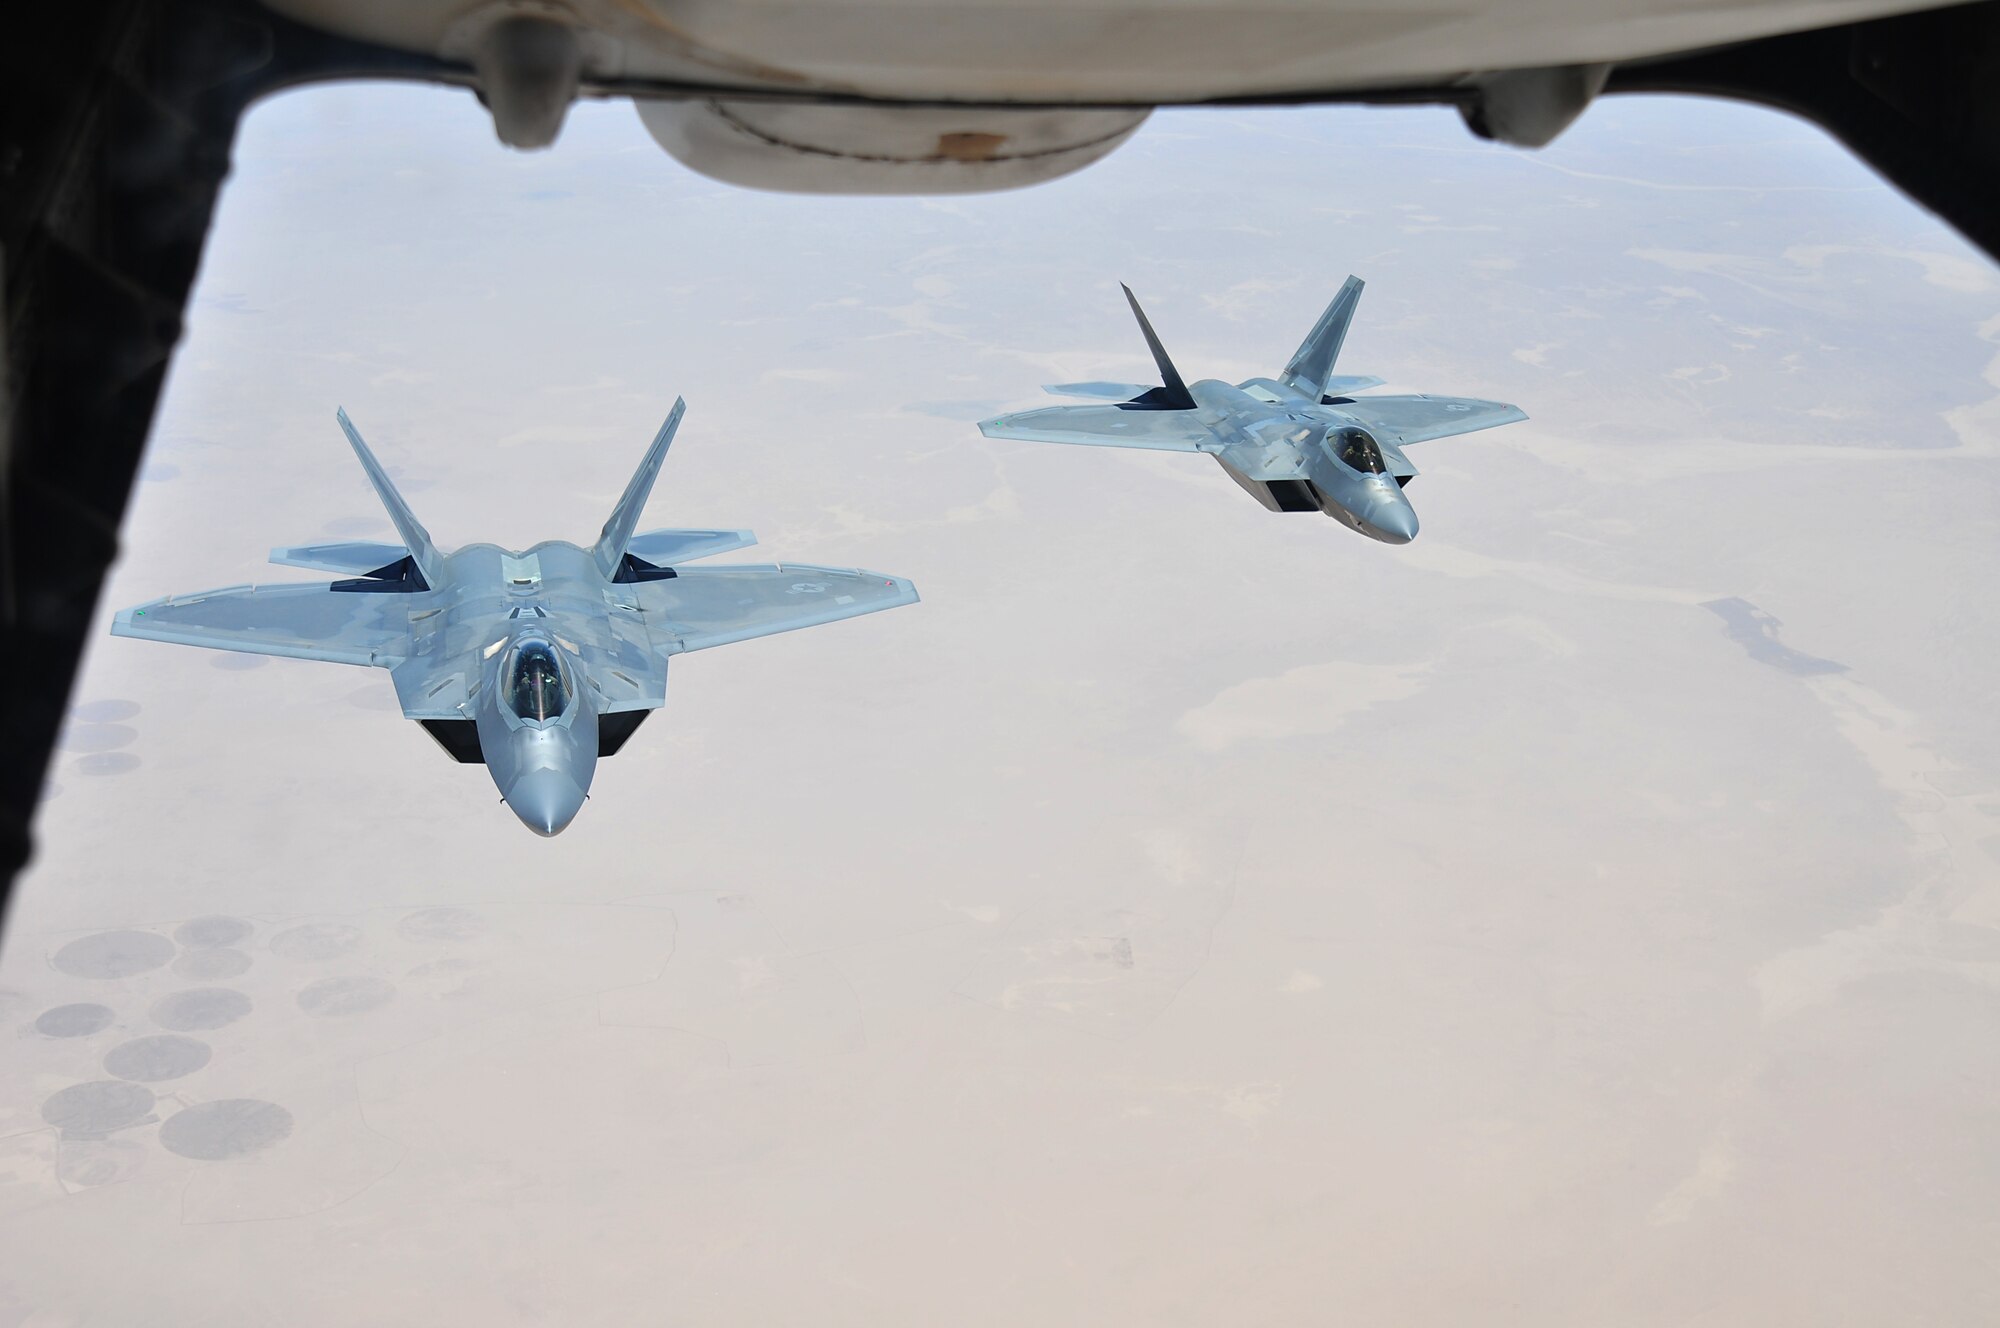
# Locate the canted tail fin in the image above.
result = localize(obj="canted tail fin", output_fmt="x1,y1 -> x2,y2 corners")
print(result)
1280,276 -> 1364,400
593,398 -> 685,579
1121,284 -> 1196,410
335,408 -> 446,588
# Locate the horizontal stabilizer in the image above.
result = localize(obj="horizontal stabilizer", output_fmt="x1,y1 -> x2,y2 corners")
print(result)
980,404 -> 1214,452
623,528 -> 757,565
1043,381 -> 1160,402
269,541 -> 411,575
1322,374 -> 1385,396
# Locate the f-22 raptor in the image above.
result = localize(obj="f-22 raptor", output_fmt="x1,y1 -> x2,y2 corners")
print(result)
112,402 -> 918,836
979,278 -> 1526,543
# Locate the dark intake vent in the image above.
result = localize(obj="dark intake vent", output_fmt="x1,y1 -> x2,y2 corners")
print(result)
598,709 -> 650,757
1265,479 -> 1322,513
419,719 -> 484,764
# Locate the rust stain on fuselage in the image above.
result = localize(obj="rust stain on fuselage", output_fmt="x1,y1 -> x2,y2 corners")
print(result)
935,131 -> 1009,161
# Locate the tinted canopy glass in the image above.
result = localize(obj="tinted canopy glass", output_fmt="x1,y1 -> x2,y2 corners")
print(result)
505,640 -> 569,722
1327,427 -> 1386,474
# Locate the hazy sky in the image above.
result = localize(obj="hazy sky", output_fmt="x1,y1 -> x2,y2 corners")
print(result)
4,83 -> 1999,1326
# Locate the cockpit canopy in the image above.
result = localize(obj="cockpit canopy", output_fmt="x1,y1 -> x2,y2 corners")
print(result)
504,638 -> 571,723
1326,427 -> 1386,475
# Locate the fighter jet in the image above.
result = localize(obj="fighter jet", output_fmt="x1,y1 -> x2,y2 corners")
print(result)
978,278 -> 1526,544
110,401 -> 918,836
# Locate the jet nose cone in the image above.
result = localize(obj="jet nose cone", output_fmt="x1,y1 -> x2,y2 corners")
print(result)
506,768 -> 587,837
1371,501 -> 1418,545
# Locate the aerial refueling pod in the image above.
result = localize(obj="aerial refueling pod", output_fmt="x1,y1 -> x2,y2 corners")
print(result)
634,100 -> 1150,194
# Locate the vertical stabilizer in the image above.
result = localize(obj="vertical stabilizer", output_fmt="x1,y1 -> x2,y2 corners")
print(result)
593,398 -> 686,578
1121,284 -> 1196,409
1280,276 -> 1365,400
335,409 -> 447,587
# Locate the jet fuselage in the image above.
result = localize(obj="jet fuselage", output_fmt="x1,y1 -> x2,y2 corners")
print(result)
977,278 -> 1525,542
111,399 -> 920,838
1189,378 -> 1421,544
395,540 -> 631,835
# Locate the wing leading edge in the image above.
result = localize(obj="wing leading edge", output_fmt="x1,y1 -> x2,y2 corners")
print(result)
637,564 -> 918,654
110,583 -> 412,667
979,404 -> 1214,452
1340,394 -> 1527,446
1041,381 -> 1160,402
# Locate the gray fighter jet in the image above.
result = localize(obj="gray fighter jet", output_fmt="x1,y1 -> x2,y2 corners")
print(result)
979,278 -> 1526,543
111,402 -> 918,836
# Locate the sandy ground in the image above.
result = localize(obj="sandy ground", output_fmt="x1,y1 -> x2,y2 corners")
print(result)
3,89 -> 1998,1326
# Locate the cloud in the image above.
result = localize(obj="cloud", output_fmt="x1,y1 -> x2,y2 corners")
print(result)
1200,278 -> 1290,323
760,367 -> 846,385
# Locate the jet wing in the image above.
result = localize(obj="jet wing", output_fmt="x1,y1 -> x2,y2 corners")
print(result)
979,404 -> 1214,452
110,584 -> 412,667
1335,394 -> 1527,446
636,564 -> 918,654
269,541 -> 410,574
